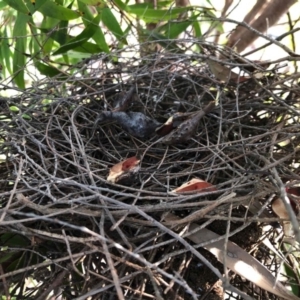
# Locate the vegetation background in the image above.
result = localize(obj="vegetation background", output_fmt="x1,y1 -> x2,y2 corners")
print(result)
1,0 -> 300,299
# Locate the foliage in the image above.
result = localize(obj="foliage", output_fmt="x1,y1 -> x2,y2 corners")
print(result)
0,0 -> 220,89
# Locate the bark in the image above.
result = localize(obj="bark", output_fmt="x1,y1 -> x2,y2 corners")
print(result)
226,0 -> 297,52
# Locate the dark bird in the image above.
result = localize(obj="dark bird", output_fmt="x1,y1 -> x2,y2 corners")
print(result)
96,111 -> 161,139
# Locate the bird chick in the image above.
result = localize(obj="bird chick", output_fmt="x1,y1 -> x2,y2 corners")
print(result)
97,111 -> 161,139
161,101 -> 215,145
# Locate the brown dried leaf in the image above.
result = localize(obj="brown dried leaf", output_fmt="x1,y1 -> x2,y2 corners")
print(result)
107,156 -> 140,184
272,196 -> 299,238
272,197 -> 290,219
207,58 -> 249,83
172,178 -> 216,193
272,196 -> 299,218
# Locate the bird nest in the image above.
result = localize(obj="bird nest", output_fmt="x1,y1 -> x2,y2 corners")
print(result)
1,44 -> 300,299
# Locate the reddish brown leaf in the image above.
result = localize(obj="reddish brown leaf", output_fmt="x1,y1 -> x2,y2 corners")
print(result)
107,156 -> 140,183
172,178 -> 216,193
121,156 -> 140,171
286,186 -> 300,197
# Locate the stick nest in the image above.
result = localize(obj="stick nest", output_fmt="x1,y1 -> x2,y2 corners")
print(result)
1,45 -> 300,299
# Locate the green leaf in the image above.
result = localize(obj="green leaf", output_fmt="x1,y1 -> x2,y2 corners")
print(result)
111,0 -> 127,11
39,27 -> 103,54
0,233 -> 29,247
193,14 -> 202,38
78,0 -> 109,53
32,0 -> 53,11
1,28 -> 13,74
72,41 -> 102,53
2,0 -> 31,15
22,114 -> 32,120
127,5 -> 192,23
78,0 -> 105,6
202,10 -> 223,33
162,20 -> 191,39
35,61 -> 63,77
28,20 -> 40,55
52,19 -> 69,45
0,252 -> 15,264
0,1 -> 8,9
38,1 -> 80,20
13,13 -> 30,89
40,17 -> 60,54
9,106 -> 19,112
283,263 -> 299,296
53,13 -> 102,55
23,0 -> 48,14
101,7 -> 127,44
144,30 -> 183,53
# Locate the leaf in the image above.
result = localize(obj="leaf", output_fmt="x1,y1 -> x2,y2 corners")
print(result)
283,262 -> 300,296
35,61 -> 64,77
0,233 -> 29,247
202,9 -> 224,33
78,0 -> 109,53
40,27 -> 103,55
9,106 -> 19,112
272,197 -> 299,237
165,212 -> 300,300
127,5 -> 192,23
165,20 -> 191,39
286,186 -> 300,196
72,41 -> 103,54
143,30 -> 183,53
272,197 -> 291,219
28,0 -> 48,11
1,28 -> 13,75
38,1 -> 80,20
107,156 -> 140,184
38,17 -> 68,47
101,7 -> 127,45
28,17 -> 40,54
172,178 -> 215,193
272,196 -> 299,219
40,16 -> 60,54
3,0 -> 31,15
0,1 -> 8,9
111,0 -> 127,11
13,13 -> 30,89
0,252 -> 16,264
78,0 -> 105,6
53,13 -> 102,55
22,114 -> 32,120
207,58 -> 249,83
192,13 -> 202,38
